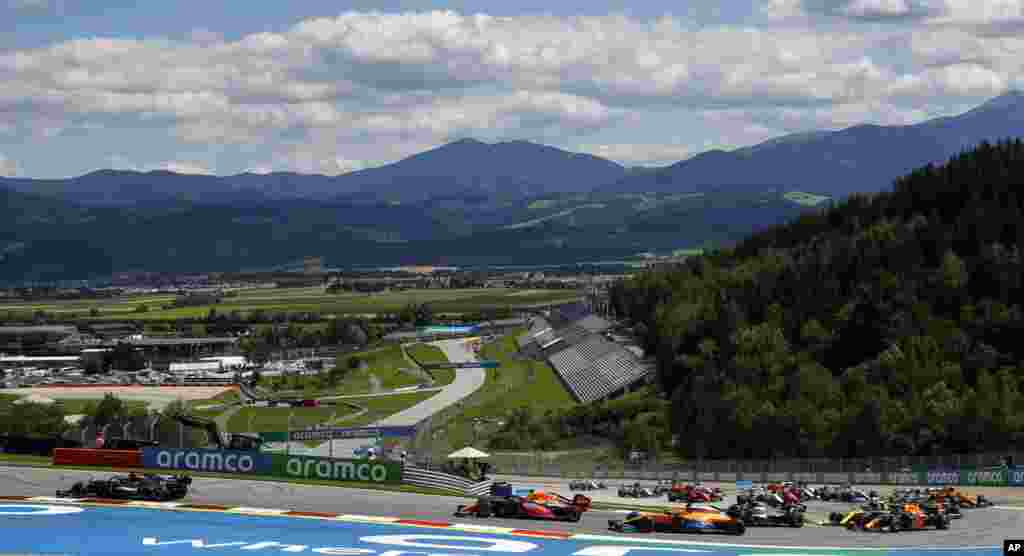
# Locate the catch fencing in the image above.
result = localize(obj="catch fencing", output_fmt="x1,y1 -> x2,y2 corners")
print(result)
402,466 -> 493,496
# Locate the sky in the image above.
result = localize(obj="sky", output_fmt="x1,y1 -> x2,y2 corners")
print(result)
1,0 -> 1023,178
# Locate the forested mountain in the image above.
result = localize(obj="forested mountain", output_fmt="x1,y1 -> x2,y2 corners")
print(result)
0,139 -> 627,206
606,91 -> 1024,198
610,139 -> 1024,459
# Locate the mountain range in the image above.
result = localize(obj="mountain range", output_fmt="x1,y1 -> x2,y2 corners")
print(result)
3,91 -> 1024,283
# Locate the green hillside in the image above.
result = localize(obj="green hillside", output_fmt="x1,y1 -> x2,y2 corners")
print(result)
610,138 -> 1024,459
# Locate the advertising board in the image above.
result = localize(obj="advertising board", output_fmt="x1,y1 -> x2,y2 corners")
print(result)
286,426 -> 418,442
141,448 -> 274,475
1008,466 -> 1024,487
793,472 -> 818,483
887,471 -> 920,485
271,454 -> 402,483
822,472 -> 849,484
852,472 -> 881,484
52,448 -> 140,468
960,466 -> 1007,487
923,467 -> 960,486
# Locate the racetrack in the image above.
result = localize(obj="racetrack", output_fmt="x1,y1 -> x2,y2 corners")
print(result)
1,465 -> 1015,549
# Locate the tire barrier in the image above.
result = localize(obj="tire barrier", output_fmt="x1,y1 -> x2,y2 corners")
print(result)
52,448 -> 141,468
402,466 -> 493,496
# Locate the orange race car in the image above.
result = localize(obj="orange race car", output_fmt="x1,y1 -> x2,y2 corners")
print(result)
608,503 -> 746,535
929,487 -> 994,508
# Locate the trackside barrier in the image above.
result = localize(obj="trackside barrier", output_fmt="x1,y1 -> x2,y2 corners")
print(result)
271,454 -> 402,484
53,448 -> 141,468
141,447 -> 274,475
402,466 -> 493,496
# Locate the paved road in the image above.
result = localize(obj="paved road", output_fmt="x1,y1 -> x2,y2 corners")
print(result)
307,338 -> 486,457
0,466 -> 1014,548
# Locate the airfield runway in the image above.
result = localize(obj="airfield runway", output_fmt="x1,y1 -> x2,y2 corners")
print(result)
0,466 -> 1017,549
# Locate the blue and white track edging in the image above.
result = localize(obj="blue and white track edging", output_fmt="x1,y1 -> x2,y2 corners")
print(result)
1,495 -> 1000,552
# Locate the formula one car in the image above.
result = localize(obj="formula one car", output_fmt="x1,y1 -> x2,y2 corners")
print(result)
56,473 -> 192,501
852,503 -> 951,532
619,483 -> 660,498
824,507 -> 889,528
455,492 -> 591,522
667,483 -> 723,503
929,487 -> 994,508
570,479 -> 607,491
608,504 -> 745,535
727,501 -> 805,527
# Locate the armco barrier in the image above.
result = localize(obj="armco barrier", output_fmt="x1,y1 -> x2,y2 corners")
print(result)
141,447 -> 273,475
53,448 -> 140,468
959,466 -> 1008,487
402,466 -> 492,496
271,454 -> 401,484
853,472 -> 881,483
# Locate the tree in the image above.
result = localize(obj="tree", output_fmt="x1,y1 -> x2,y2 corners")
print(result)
90,393 -> 126,427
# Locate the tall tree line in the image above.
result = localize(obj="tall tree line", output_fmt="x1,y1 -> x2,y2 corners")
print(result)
610,139 -> 1024,459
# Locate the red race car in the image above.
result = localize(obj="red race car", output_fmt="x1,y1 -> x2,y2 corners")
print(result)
455,492 -> 591,522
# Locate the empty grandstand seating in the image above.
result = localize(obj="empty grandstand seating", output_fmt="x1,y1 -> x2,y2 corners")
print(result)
516,305 -> 651,404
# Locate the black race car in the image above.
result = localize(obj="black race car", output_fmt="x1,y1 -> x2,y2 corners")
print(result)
570,479 -> 607,491
56,473 -> 192,501
726,501 -> 805,527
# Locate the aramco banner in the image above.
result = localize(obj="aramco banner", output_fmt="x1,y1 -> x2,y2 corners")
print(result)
270,454 -> 402,483
141,447 -> 274,474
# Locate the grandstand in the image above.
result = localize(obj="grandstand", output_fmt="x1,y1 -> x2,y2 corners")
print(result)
517,306 -> 650,404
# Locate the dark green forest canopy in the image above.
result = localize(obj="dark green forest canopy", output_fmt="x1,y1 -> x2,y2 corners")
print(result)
610,138 -> 1024,459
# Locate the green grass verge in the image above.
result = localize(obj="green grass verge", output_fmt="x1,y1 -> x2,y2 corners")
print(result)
224,406 -> 356,434
405,343 -> 447,365
420,330 -> 576,455
266,344 -> 425,399
341,392 -> 438,427
0,456 -> 458,497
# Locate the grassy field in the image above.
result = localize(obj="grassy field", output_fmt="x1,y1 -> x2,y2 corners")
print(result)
341,391 -> 438,427
224,405 -> 357,434
268,344 -> 424,399
0,287 -> 582,321
405,343 -> 447,365
53,398 -> 150,415
419,330 -> 576,455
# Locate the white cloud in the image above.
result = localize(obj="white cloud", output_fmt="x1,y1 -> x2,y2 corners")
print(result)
157,161 -> 213,175
575,143 -> 694,166
1,10 -> 1022,176
0,153 -> 19,176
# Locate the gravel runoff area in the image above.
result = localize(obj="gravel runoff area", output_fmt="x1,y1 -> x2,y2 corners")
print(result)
0,466 -> 1017,548
2,386 -> 235,410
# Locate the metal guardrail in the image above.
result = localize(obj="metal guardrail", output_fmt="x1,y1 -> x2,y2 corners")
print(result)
402,466 -> 493,496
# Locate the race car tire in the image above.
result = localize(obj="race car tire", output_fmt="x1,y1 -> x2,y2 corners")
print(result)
568,509 -> 582,523
476,497 -> 493,518
140,487 -> 154,500
791,514 -> 804,528
888,520 -> 900,533
732,522 -> 746,535
937,516 -> 949,530
828,512 -> 843,523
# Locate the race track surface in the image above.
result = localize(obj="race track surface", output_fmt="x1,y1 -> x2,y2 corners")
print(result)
1,466 -> 1015,549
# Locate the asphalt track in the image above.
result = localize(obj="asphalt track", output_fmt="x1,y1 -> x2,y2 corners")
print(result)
0,466 -> 1016,551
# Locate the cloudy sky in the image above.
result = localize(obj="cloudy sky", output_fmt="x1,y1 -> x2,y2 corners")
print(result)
1,0 -> 1022,178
